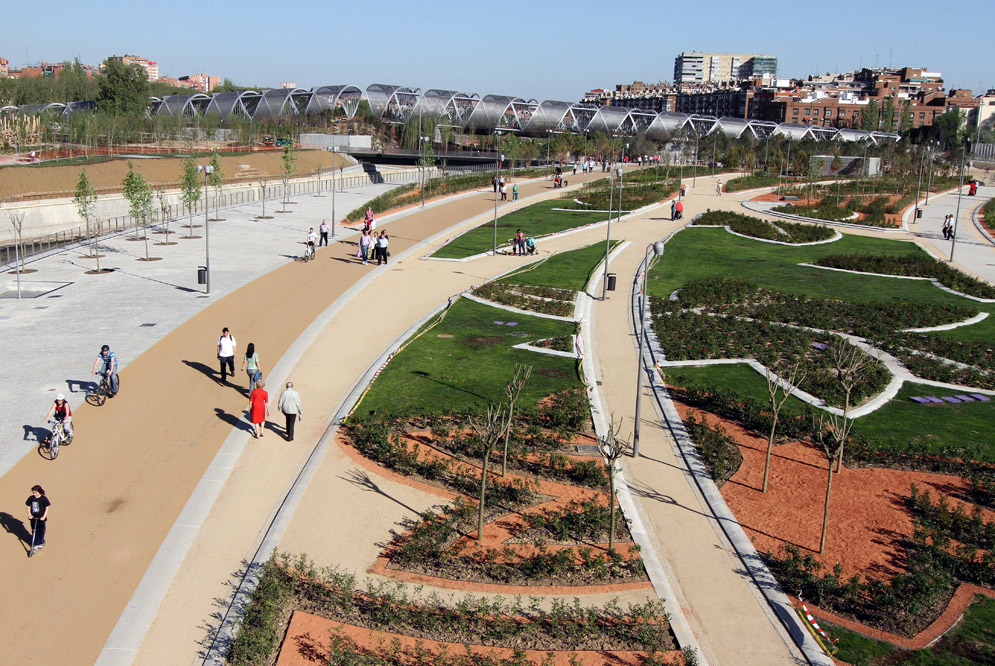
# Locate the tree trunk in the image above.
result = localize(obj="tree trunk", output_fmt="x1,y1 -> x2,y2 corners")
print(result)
143,222 -> 150,260
501,409 -> 514,477
188,204 -> 194,238
763,416 -> 778,493
609,476 -> 617,552
820,460 -> 834,554
477,447 -> 490,541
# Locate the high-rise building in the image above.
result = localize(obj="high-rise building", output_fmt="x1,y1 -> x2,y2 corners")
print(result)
674,51 -> 776,87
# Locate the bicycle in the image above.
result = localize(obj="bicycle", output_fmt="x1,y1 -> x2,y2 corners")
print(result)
40,419 -> 73,460
298,241 -> 316,263
86,372 -> 119,406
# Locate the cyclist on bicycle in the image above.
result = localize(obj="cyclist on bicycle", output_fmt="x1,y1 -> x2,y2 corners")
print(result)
44,394 -> 73,440
92,344 -> 119,396
306,228 -> 317,258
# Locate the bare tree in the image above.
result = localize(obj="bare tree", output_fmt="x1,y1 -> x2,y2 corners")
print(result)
500,364 -> 532,476
7,209 -> 26,273
763,362 -> 806,493
257,180 -> 272,219
813,413 -> 854,554
468,404 -> 510,541
154,187 -> 175,244
601,416 -> 631,553
829,339 -> 875,473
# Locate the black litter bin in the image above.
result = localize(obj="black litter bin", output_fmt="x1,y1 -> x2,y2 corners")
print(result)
197,266 -> 207,285
606,273 -> 617,291
915,208 -> 923,219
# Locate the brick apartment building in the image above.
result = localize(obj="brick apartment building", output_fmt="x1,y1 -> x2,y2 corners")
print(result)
583,81 -> 677,112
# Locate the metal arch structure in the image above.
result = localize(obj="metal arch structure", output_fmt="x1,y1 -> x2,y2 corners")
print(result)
466,94 -> 538,132
155,93 -> 211,117
686,114 -> 718,135
366,84 -> 420,124
772,122 -> 814,141
645,112 -> 692,140
584,106 -> 632,135
18,102 -> 67,117
306,85 -> 363,118
254,88 -> 311,119
205,91 -> 249,120
413,89 -> 480,127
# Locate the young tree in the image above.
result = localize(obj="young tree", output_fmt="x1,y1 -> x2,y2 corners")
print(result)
73,168 -> 100,270
468,403 -> 510,541
257,179 -> 272,219
860,99 -> 880,132
882,97 -> 896,133
207,151 -> 225,220
762,362 -> 806,493
154,187 -> 176,244
829,339 -> 876,473
7,209 -> 27,274
280,144 -> 297,211
813,413 -> 854,554
122,162 -> 155,260
180,157 -> 201,237
500,364 -> 532,476
601,416 -> 631,553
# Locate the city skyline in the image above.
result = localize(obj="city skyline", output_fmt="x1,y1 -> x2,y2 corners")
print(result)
4,0 -> 993,101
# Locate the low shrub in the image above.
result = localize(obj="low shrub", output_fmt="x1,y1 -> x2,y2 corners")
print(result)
473,282 -> 575,317
684,411 -> 743,484
692,210 -> 835,243
772,203 -> 855,222
724,174 -> 802,192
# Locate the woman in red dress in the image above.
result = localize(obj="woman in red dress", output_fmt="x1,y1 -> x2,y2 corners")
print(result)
247,379 -> 269,438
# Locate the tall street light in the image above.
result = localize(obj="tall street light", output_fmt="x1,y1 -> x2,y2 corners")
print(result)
601,165 -> 622,300
633,240 -> 667,457
330,146 -> 338,237
692,132 -> 700,187
195,164 -> 214,294
950,138 -> 971,262
925,141 -> 937,206
492,131 -> 504,255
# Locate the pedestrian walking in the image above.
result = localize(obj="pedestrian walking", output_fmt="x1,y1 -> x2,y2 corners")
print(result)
572,163 -> 577,175
278,381 -> 303,441
359,228 -> 372,265
217,327 -> 237,385
492,175 -> 498,193
376,231 -> 390,265
512,183 -> 519,201
240,342 -> 262,393
365,207 -> 375,228
671,200 -> 677,221
500,184 -> 508,201
716,180 -> 723,196
247,379 -> 269,438
319,220 -> 329,247
26,485 -> 49,556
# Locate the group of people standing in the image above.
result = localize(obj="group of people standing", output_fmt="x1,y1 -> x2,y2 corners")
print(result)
217,327 -> 303,441
358,229 -> 390,265
492,175 -> 519,202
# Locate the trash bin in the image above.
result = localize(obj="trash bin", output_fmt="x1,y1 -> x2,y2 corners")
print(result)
915,208 -> 923,219
197,266 -> 207,285
606,273 -> 617,291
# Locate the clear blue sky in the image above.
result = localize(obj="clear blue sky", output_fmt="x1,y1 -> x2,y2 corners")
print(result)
6,0 -> 992,100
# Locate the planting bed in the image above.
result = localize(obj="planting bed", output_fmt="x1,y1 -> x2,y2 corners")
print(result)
229,555 -> 679,666
692,209 -> 836,243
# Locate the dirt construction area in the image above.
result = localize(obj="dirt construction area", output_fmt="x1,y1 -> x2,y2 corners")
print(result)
0,149 -> 349,198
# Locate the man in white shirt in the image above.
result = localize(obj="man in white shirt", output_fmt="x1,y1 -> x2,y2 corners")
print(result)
278,381 -> 303,441
217,327 -> 237,385
319,220 -> 329,247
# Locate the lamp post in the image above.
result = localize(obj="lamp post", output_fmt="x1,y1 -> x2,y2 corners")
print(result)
492,131 -> 504,255
763,133 -> 771,173
678,134 -> 685,199
601,166 -> 623,300
545,130 -> 553,177
633,240 -> 667,457
692,132 -> 699,186
913,144 -> 926,221
195,164 -> 214,294
330,146 -> 337,237
925,141 -> 936,206
711,132 -> 718,176
419,134 -> 430,207
950,138 -> 970,262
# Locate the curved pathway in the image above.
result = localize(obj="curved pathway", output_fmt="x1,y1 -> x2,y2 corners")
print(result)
0,169 -> 609,665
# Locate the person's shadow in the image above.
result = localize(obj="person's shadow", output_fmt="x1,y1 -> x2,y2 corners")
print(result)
66,378 -> 98,394
182,359 -> 218,382
214,408 -> 254,434
0,512 -> 32,551
22,424 -> 50,443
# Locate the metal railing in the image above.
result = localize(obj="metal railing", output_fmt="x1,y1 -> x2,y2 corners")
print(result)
1,169 -> 423,268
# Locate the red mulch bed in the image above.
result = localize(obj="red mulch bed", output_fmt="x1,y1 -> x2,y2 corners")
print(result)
276,611 -> 684,666
672,401 -> 995,649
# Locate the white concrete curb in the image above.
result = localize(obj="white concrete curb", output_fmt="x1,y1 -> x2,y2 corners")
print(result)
797,263 -> 995,303
742,200 -> 906,233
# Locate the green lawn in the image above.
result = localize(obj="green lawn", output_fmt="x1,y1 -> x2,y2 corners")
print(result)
666,363 -> 995,461
355,298 -> 581,418
647,228 -> 975,309
665,363 -> 812,417
431,200 -> 607,259
855,382 -> 995,461
499,241 -> 620,291
828,594 -> 995,665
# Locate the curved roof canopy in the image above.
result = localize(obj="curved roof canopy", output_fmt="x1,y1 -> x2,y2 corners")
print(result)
366,84 -> 420,123
466,94 -> 538,132
414,89 -> 480,126
306,85 -> 363,117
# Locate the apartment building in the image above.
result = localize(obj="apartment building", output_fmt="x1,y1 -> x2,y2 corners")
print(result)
673,51 -> 776,87
105,54 -> 159,81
